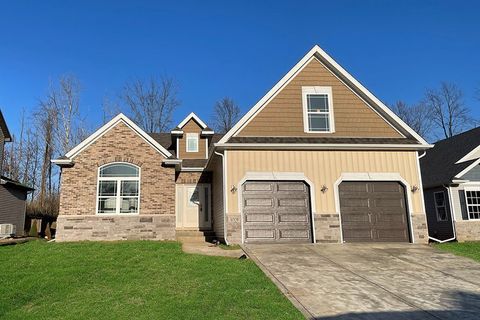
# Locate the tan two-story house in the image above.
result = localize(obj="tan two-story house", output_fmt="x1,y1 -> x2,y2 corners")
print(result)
54,45 -> 432,244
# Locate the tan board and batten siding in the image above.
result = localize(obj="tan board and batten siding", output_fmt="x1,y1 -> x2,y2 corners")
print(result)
211,156 -> 225,239
225,150 -> 424,215
177,119 -> 207,160
237,58 -> 402,138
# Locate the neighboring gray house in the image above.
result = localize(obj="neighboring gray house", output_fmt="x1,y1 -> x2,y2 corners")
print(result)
0,109 -> 33,236
421,127 -> 480,242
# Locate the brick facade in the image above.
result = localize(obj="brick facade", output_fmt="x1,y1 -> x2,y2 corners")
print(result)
455,221 -> 480,242
57,121 -> 176,241
175,171 -> 212,184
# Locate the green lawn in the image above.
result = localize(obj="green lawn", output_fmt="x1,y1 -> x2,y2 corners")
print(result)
436,241 -> 480,262
0,241 -> 303,320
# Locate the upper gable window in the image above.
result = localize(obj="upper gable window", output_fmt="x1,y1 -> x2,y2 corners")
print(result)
302,86 -> 334,133
186,133 -> 199,152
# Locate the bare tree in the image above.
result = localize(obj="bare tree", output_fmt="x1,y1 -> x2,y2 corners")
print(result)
391,101 -> 433,139
121,76 -> 180,132
212,97 -> 241,133
424,82 -> 475,139
101,95 -> 122,124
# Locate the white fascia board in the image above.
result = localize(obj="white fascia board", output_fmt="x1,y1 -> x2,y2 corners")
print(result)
454,158 -> 480,179
51,159 -> 74,165
455,145 -> 480,164
171,130 -> 184,135
163,159 -> 182,165
219,45 -> 430,146
180,167 -> 205,172
177,112 -> 208,129
201,130 -> 215,135
214,142 -> 433,151
65,113 -> 173,159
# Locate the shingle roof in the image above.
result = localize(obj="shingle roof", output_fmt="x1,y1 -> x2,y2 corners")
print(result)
1,176 -> 34,191
182,159 -> 208,168
228,137 -> 419,144
0,109 -> 12,141
420,127 -> 480,188
148,133 -> 176,158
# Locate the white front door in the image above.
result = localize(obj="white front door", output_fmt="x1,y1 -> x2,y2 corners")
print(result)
176,184 -> 211,230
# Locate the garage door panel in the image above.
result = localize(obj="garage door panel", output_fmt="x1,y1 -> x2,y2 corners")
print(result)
340,181 -> 410,243
243,182 -> 274,192
243,181 -> 312,243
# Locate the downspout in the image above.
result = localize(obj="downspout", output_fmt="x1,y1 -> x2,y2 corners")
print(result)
214,150 -> 229,245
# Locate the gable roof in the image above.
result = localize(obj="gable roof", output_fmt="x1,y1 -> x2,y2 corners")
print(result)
218,45 -> 430,147
53,113 -> 173,164
0,109 -> 12,141
420,127 -> 480,188
176,112 -> 208,129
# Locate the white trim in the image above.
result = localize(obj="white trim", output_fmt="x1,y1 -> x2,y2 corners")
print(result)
455,145 -> 480,164
218,45 -> 429,146
201,130 -> 214,135
177,112 -> 208,129
205,138 -> 208,159
180,167 -> 205,172
95,162 -> 141,216
455,158 -> 480,179
415,152 -> 427,216
215,142 -> 432,151
433,191 -> 448,222
463,187 -> 480,220
51,159 -> 73,165
171,130 -> 184,135
302,86 -> 335,133
163,159 -> 182,165
214,150 -> 229,244
65,113 -> 172,159
333,172 -> 415,243
186,133 -> 199,153
236,172 -> 317,244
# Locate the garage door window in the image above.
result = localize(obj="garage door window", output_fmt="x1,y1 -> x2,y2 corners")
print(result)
434,191 -> 447,221
465,189 -> 480,220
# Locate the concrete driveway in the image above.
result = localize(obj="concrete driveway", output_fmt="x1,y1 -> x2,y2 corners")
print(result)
244,244 -> 480,320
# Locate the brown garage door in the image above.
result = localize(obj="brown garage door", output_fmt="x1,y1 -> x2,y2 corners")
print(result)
339,181 -> 410,243
242,181 -> 312,243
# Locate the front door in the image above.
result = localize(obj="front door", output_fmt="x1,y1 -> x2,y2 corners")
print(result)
176,184 -> 211,230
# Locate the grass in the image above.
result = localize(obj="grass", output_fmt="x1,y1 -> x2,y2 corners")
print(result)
435,241 -> 480,262
0,240 -> 303,320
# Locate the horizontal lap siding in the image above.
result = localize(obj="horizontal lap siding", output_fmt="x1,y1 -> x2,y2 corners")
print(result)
237,58 -> 402,138
226,150 -> 423,215
177,119 -> 207,160
0,185 -> 27,236
211,156 -> 225,239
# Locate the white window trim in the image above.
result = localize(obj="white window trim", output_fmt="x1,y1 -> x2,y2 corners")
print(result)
186,133 -> 199,153
96,163 -> 141,215
463,187 -> 480,221
302,86 -> 335,133
433,191 -> 448,222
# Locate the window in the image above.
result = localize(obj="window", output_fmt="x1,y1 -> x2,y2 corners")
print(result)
465,189 -> 480,220
186,133 -> 199,152
302,86 -> 334,133
433,191 -> 447,221
97,163 -> 140,214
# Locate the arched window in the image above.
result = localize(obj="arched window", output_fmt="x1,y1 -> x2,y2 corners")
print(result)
97,163 -> 140,214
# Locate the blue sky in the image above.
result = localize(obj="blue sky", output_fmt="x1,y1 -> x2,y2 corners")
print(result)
1,0 -> 479,136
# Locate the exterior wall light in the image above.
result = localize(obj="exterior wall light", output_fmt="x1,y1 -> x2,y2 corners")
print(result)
320,185 -> 328,193
230,185 -> 237,193
411,185 -> 419,193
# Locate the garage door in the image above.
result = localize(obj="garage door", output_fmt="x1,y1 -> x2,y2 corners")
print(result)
339,181 -> 410,242
242,181 -> 312,243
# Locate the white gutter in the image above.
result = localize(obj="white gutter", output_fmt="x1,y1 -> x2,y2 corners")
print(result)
214,150 -> 229,245
215,143 -> 433,151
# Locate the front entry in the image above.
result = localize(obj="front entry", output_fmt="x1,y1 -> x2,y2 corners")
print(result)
176,184 -> 211,230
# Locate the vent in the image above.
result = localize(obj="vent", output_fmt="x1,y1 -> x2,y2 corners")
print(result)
0,224 -> 16,237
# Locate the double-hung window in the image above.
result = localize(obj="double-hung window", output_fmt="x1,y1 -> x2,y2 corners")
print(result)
433,191 -> 447,221
302,86 -> 334,133
465,188 -> 480,220
97,163 -> 140,215
186,133 -> 199,152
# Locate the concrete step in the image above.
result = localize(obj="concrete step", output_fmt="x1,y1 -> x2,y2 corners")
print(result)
176,230 -> 216,243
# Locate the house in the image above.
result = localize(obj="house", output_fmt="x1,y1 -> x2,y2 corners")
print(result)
0,109 -> 33,237
53,45 -> 432,244
420,127 -> 480,242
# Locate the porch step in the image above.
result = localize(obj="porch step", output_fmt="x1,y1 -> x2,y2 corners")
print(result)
176,230 -> 216,243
